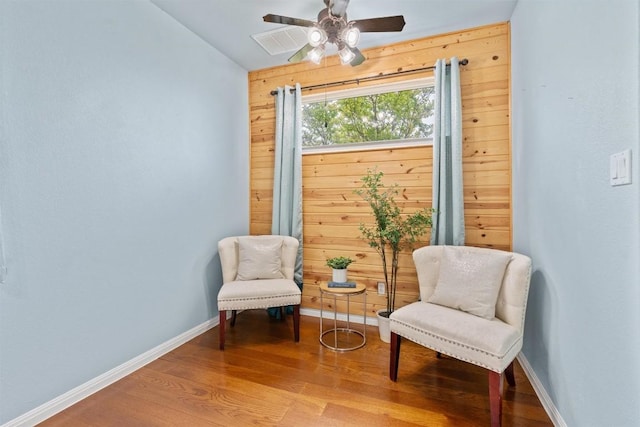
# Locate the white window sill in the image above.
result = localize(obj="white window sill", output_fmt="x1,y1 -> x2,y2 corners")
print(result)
302,138 -> 433,155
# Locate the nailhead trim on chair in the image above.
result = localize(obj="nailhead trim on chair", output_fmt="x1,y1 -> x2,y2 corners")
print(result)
218,295 -> 301,311
219,294 -> 301,302
391,320 -> 522,373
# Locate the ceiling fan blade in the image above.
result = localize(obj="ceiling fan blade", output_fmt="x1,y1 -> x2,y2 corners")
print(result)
353,15 -> 406,32
349,47 -> 366,66
263,14 -> 315,27
288,43 -> 314,63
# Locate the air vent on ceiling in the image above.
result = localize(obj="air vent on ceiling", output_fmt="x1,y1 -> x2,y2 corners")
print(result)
251,26 -> 308,56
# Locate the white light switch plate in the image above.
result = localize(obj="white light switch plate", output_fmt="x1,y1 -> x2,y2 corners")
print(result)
610,149 -> 632,186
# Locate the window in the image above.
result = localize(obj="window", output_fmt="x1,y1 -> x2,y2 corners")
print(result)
302,78 -> 435,151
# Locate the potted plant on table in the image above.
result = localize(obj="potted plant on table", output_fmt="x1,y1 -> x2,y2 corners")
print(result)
355,168 -> 434,343
326,256 -> 354,283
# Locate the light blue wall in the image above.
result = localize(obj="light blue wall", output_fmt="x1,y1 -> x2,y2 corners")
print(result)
0,0 -> 249,423
511,0 -> 640,425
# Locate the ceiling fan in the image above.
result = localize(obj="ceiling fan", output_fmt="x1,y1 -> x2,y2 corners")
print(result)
263,0 -> 406,66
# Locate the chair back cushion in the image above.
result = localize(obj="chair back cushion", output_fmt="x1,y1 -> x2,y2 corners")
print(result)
428,246 -> 512,319
236,236 -> 285,280
218,235 -> 299,283
413,246 -> 532,332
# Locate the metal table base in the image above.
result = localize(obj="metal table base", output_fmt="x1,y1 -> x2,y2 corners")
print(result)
319,282 -> 367,352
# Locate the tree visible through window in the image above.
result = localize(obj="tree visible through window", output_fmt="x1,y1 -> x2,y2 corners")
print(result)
302,86 -> 435,147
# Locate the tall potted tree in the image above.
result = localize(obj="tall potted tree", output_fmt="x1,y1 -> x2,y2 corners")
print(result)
355,168 -> 434,342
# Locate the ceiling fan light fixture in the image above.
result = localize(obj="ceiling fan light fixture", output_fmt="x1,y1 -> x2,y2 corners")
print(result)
308,45 -> 325,64
342,25 -> 360,48
307,26 -> 328,47
338,45 -> 356,65
264,0 -> 406,67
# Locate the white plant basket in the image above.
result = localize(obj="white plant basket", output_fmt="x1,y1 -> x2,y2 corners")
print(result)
332,268 -> 348,283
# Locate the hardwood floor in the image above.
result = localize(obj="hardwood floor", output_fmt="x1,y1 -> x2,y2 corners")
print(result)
41,311 -> 552,426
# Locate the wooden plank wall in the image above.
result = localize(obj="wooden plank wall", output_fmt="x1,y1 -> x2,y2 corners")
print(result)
248,23 -> 511,318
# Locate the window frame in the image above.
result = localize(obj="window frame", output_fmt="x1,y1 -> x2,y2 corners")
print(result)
301,76 -> 435,155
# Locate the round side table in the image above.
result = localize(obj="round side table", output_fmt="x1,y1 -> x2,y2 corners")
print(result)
319,282 -> 367,351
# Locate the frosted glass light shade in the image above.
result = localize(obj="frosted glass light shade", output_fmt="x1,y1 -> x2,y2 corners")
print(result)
342,26 -> 360,48
308,45 -> 325,64
308,27 -> 327,47
338,46 -> 355,65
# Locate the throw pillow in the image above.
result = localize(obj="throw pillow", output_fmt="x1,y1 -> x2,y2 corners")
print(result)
428,247 -> 512,319
236,237 -> 285,280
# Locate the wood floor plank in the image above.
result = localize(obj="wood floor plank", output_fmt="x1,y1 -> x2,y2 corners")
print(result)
120,369 -> 288,425
277,398 -> 329,427
320,402 -> 441,427
299,381 -> 470,425
41,311 -> 552,426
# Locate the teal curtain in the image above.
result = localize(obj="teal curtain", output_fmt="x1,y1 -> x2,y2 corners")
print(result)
431,58 -> 465,246
271,84 -> 303,317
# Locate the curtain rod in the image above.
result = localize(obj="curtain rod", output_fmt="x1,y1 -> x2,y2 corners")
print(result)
269,58 -> 468,96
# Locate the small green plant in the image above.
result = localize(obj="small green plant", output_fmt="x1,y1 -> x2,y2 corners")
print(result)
326,256 -> 354,270
355,168 -> 434,316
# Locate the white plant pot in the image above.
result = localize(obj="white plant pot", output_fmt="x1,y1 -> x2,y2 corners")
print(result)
376,309 -> 391,343
332,268 -> 348,283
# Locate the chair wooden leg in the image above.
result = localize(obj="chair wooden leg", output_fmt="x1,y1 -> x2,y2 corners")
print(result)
293,305 -> 300,342
279,306 -> 285,320
390,332 -> 401,381
219,310 -> 226,351
488,370 -> 504,427
230,310 -> 237,327
505,361 -> 516,387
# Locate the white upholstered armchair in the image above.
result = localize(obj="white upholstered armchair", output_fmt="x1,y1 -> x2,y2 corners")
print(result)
389,245 -> 532,427
217,235 -> 301,350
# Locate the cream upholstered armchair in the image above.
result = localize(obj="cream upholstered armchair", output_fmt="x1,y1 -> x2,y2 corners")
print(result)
389,245 -> 532,427
217,235 -> 301,350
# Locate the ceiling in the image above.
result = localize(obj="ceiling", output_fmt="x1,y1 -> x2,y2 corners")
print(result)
151,0 -> 518,71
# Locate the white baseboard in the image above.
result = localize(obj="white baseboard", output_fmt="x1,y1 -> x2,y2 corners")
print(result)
3,317 -> 219,427
516,353 -> 566,427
